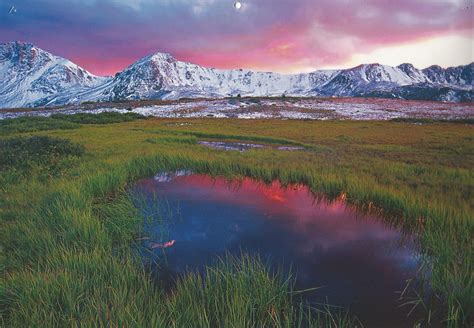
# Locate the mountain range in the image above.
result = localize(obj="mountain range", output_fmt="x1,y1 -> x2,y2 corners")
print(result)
0,41 -> 472,109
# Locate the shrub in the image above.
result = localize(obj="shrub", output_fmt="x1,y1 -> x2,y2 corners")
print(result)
0,136 -> 84,173
0,116 -> 79,133
50,112 -> 146,124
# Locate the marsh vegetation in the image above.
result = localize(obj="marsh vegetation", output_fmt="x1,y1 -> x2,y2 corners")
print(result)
0,113 -> 472,327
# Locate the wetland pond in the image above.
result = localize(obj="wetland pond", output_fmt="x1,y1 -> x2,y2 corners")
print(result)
133,171 -> 430,327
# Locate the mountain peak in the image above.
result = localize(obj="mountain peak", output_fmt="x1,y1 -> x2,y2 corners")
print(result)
151,52 -> 174,59
2,41 -> 35,49
144,52 -> 176,63
397,63 -> 415,70
128,51 -> 176,70
1,41 -> 43,54
1,43 -> 472,108
0,41 -> 55,68
397,63 -> 421,78
0,42 -> 109,108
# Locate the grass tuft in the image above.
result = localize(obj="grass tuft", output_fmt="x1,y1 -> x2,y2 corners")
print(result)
0,136 -> 84,174
50,112 -> 146,124
1,117 -> 472,326
0,116 -> 80,133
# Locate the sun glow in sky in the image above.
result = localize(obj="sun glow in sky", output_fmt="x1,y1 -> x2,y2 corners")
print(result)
340,33 -> 473,70
0,0 -> 472,75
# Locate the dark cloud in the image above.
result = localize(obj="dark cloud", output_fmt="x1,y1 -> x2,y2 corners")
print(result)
0,0 -> 471,75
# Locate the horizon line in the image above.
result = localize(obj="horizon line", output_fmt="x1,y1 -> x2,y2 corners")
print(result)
3,40 -> 473,78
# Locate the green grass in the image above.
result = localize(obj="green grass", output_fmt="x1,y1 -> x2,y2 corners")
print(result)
390,117 -> 474,124
0,136 -> 84,169
0,112 -> 146,134
50,112 -> 146,124
165,253 -> 358,327
145,136 -> 198,145
1,116 -> 473,327
0,136 -> 84,182
147,128 -> 328,151
0,116 -> 80,134
149,129 -> 312,147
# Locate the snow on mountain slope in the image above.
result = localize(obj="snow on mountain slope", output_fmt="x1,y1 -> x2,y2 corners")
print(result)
83,53 -> 472,103
422,64 -> 473,86
0,41 -> 110,108
0,42 -> 472,108
312,63 -> 470,97
86,52 -> 338,102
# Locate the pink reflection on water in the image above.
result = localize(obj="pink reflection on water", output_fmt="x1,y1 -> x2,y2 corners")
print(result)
135,173 -> 424,327
137,174 -> 402,251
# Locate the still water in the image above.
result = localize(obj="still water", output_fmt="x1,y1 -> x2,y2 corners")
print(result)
134,171 -> 427,327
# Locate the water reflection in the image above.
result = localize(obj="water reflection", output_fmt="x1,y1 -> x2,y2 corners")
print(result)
197,140 -> 305,152
134,173 -> 426,327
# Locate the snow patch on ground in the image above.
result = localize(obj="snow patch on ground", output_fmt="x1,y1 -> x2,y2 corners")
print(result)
0,98 -> 472,121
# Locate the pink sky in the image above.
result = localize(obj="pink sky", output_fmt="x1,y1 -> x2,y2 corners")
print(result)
1,0 -> 472,75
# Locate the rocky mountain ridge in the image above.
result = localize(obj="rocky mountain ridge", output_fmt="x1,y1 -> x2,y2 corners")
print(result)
0,41 -> 472,108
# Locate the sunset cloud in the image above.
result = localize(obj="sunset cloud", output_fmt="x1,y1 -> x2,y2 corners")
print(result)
0,0 -> 471,75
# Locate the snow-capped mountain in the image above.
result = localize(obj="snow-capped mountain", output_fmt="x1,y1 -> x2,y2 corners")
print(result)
80,53 -> 473,103
93,51 -> 339,101
0,42 -> 109,108
311,63 -> 472,101
0,41 -> 472,109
